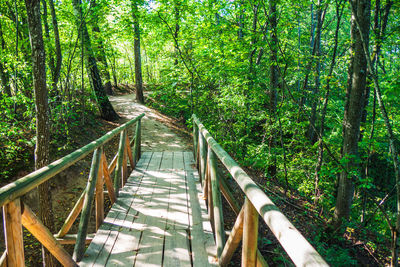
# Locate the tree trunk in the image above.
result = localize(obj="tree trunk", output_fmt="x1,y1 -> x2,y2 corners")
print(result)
131,1 -> 144,104
24,0 -> 57,266
333,0 -> 371,230
307,0 -> 324,143
269,0 -> 278,113
0,21 -> 11,97
48,0 -> 62,92
71,0 -> 119,121
91,0 -> 113,95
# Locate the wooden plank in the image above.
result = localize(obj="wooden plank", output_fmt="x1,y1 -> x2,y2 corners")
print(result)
173,152 -> 185,170
102,152 -> 116,204
79,209 -> 120,266
160,151 -> 173,169
56,234 -> 95,245
133,230 -> 164,267
163,230 -> 191,267
166,169 -> 189,230
3,199 -> 24,267
184,152 -> 218,267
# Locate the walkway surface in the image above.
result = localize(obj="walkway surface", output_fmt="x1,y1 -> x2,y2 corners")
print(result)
79,151 -> 217,266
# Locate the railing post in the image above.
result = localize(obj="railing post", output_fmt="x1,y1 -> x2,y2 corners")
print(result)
122,131 -> 128,186
242,198 -> 258,267
3,198 -> 24,266
114,131 -> 126,196
133,119 -> 141,165
73,148 -> 102,262
209,147 -> 225,259
95,147 -> 104,230
199,130 -> 207,186
193,122 -> 198,162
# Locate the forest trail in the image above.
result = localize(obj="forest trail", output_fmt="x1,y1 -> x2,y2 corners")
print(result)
109,94 -> 191,151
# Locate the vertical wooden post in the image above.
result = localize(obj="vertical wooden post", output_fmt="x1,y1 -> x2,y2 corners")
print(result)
95,148 -> 104,230
3,199 -> 24,266
206,152 -> 215,234
193,122 -> 198,162
114,131 -> 126,196
138,119 -> 141,158
73,148 -> 102,262
209,147 -> 225,258
122,131 -> 128,186
133,120 -> 141,165
126,134 -> 134,169
242,198 -> 258,267
199,131 -> 207,186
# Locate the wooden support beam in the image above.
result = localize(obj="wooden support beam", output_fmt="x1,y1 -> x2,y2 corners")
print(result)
126,134 -> 134,168
102,152 -> 116,204
219,172 -> 241,215
3,199 -> 24,267
209,147 -> 225,258
55,234 -> 95,245
199,131 -> 207,184
57,190 -> 85,238
0,250 -> 7,267
73,148 -> 102,262
193,123 -> 198,162
21,202 -> 77,267
108,153 -> 118,174
95,150 -> 104,230
220,206 -> 245,267
132,120 -> 141,164
242,198 -> 258,267
114,131 -> 126,196
122,132 -> 128,186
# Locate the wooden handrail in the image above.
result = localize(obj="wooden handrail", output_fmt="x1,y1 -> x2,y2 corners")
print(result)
1,113 -> 144,266
0,113 -> 145,207
192,114 -> 328,267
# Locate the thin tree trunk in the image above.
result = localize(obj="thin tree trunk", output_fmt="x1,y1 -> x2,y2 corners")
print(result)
333,0 -> 371,230
41,0 -> 56,88
71,0 -> 119,121
24,0 -> 57,266
314,0 -> 344,204
48,0 -> 62,92
0,20 -> 11,96
91,0 -> 113,95
131,1 -> 144,104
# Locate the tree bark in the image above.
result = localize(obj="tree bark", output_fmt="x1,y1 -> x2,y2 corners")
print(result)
333,0 -> 371,230
0,20 -> 11,97
91,0 -> 113,95
48,0 -> 62,92
24,0 -> 57,266
131,0 -> 144,104
71,0 -> 119,121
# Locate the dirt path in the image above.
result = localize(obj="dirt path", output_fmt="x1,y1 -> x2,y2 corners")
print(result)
109,94 -> 192,151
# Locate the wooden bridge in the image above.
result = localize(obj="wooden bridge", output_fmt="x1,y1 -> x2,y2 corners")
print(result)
0,113 -> 329,266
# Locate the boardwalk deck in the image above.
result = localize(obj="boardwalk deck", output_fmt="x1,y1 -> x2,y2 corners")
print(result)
79,151 -> 217,267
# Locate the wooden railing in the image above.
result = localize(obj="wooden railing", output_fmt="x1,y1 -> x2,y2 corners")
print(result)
192,114 -> 329,267
0,113 -> 144,266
